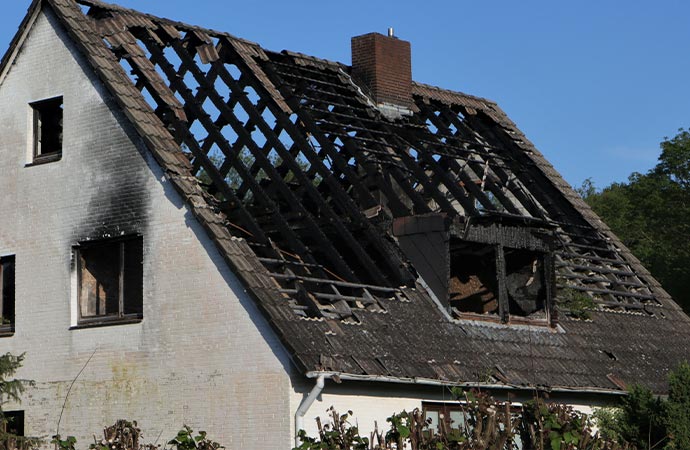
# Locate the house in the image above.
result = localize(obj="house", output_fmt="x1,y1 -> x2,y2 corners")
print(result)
1,0 -> 690,448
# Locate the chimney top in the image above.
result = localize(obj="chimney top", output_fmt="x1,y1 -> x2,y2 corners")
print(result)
351,32 -> 413,117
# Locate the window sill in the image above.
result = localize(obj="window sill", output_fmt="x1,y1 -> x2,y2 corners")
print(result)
453,312 -> 553,328
70,315 -> 142,330
25,153 -> 62,167
0,326 -> 15,338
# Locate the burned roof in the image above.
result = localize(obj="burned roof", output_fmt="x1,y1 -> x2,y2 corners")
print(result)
9,0 -> 690,393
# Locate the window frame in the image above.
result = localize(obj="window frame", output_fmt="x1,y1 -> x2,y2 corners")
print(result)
2,410 -> 24,437
0,255 -> 16,336
449,242 -> 554,326
28,96 -> 63,165
74,236 -> 143,328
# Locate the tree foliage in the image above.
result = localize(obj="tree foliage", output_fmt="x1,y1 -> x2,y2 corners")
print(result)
0,352 -> 37,450
579,128 -> 690,312
594,362 -> 690,450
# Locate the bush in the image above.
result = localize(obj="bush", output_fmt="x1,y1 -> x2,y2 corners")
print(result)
594,362 -> 690,450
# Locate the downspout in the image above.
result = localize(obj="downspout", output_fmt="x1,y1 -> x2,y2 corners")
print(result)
295,374 -> 326,448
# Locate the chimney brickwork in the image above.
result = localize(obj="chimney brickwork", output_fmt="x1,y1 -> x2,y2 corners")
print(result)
351,32 -> 412,110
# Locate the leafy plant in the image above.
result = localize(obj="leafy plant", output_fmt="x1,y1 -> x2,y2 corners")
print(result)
167,426 -> 223,450
295,407 -> 369,450
558,288 -> 596,320
52,435 -> 77,450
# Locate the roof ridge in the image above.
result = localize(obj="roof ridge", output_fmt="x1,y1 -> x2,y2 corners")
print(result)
412,81 -> 498,106
75,0 -> 259,47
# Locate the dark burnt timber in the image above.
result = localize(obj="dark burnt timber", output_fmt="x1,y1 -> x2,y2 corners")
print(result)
27,0 -> 690,393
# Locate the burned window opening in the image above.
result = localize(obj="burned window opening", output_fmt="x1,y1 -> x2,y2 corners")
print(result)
449,242 -> 499,315
451,241 -> 551,323
0,255 -> 16,334
31,96 -> 63,163
76,236 -> 143,325
505,248 -> 547,318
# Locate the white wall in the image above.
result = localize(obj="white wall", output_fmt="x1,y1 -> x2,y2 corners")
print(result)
0,8 -> 294,449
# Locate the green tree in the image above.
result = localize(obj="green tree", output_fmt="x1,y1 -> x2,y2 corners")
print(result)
0,352 -> 35,449
666,362 -> 690,449
580,128 -> 690,312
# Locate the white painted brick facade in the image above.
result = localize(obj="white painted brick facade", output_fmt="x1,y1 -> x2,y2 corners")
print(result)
0,9 -> 294,449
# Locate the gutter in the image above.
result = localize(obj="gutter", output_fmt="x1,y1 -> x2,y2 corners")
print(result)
305,371 -> 627,397
294,374 -> 326,448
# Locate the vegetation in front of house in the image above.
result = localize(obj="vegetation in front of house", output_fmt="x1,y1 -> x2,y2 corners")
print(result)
294,364 -> 690,450
294,389 -> 632,450
594,362 -> 690,450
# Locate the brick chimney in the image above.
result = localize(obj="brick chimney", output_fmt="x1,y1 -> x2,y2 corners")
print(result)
351,31 -> 413,114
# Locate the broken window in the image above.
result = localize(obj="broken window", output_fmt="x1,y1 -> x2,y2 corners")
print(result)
505,249 -> 547,318
449,243 -> 499,315
450,239 -> 552,323
76,236 -> 143,324
394,214 -> 554,325
31,96 -> 63,162
0,255 -> 15,334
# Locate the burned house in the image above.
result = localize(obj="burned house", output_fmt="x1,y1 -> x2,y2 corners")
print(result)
1,0 -> 689,448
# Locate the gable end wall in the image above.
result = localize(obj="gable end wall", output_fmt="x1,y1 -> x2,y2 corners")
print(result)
0,8 -> 294,449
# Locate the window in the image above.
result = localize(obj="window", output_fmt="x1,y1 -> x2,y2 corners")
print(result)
75,236 -> 143,325
30,96 -> 63,163
423,402 -> 467,433
393,213 -> 555,326
422,402 -> 523,448
2,411 -> 24,436
0,256 -> 15,334
449,242 -> 551,323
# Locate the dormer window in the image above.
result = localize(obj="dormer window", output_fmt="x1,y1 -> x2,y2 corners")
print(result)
30,96 -> 63,164
394,214 -> 555,326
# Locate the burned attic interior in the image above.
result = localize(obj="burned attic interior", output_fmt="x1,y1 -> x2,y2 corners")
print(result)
449,242 -> 550,320
62,0 -> 667,326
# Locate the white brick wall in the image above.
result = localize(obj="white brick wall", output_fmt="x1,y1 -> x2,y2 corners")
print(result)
0,8 -> 294,449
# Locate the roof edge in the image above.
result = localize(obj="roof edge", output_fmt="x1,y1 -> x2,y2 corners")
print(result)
306,371 -> 627,396
0,0 -> 43,86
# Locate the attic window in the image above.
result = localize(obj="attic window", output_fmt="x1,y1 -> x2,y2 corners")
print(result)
75,236 -> 143,326
30,96 -> 63,163
449,243 -> 498,315
450,241 -> 550,322
393,214 -> 554,326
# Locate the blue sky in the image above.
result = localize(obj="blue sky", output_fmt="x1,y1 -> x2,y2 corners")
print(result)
3,0 -> 689,190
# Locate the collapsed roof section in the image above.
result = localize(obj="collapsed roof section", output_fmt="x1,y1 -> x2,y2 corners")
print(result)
51,0 -> 666,322
7,0 -> 689,392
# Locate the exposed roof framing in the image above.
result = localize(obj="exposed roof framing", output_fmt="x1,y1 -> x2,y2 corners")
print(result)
8,0 -> 690,393
71,1 -> 660,314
